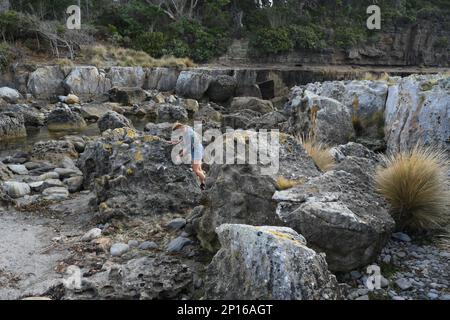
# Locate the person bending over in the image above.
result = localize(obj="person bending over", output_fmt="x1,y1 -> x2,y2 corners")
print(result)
171,123 -> 206,190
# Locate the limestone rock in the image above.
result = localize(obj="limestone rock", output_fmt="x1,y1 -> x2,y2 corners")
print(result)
204,224 -> 342,300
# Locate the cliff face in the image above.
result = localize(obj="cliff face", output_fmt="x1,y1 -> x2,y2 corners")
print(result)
219,18 -> 450,67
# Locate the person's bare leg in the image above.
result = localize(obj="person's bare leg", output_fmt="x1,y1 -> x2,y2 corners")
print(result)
193,162 -> 206,185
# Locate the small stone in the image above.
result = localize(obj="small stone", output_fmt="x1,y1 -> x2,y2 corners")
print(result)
128,240 -> 139,248
54,167 -> 82,179
380,276 -> 389,288
43,179 -> 65,189
166,237 -> 192,253
2,181 -> 31,198
81,228 -> 102,241
440,294 -> 450,300
382,255 -> 392,264
42,187 -> 69,201
110,243 -> 130,257
28,181 -> 44,191
355,295 -> 369,300
64,176 -> 83,193
7,164 -> 28,175
392,232 -> 411,242
166,218 -> 186,230
138,241 -> 158,250
427,292 -> 439,300
392,296 -> 406,300
38,171 -> 60,180
395,278 -> 412,290
396,251 -> 407,258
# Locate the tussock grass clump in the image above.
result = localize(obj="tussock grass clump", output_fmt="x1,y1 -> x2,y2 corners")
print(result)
363,71 -> 390,81
276,176 -> 306,190
296,134 -> 335,172
375,145 -> 449,231
80,45 -> 195,69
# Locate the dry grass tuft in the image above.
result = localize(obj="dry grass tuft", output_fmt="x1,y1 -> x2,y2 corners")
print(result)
55,58 -> 74,68
375,145 -> 449,231
79,45 -> 195,69
277,176 -> 306,190
296,134 -> 335,172
363,71 -> 390,81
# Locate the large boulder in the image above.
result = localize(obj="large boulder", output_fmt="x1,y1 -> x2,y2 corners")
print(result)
77,128 -> 201,218
109,87 -> 147,105
303,80 -> 388,120
4,104 -> 45,127
145,68 -> 179,92
47,105 -> 87,131
27,66 -> 66,99
273,143 -> 395,271
385,74 -> 450,153
0,87 -> 21,103
80,103 -> 114,121
109,67 -> 146,88
206,75 -> 237,102
285,88 -> 355,145
97,111 -> 134,133
63,253 -> 195,300
192,133 -> 319,251
230,97 -> 274,114
30,140 -> 78,164
175,71 -> 212,100
204,224 -> 342,300
0,112 -> 26,139
157,104 -> 188,123
63,66 -> 111,97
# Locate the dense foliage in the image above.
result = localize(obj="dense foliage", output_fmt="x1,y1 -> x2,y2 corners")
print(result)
1,0 -> 449,62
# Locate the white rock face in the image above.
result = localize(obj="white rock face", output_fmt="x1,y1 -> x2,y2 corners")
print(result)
287,88 -> 354,144
109,67 -> 146,88
63,66 -> 111,97
204,224 -> 342,300
0,87 -> 21,103
2,181 -> 31,198
304,80 -> 388,118
145,68 -> 180,92
385,73 -> 450,153
27,66 -> 66,98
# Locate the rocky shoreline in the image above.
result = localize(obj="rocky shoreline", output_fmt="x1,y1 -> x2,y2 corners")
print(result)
0,68 -> 449,300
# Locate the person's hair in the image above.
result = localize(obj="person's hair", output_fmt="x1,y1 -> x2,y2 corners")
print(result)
172,122 -> 185,131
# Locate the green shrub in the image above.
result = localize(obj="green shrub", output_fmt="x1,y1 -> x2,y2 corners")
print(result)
0,42 -> 12,71
434,37 -> 449,49
250,27 -> 294,56
134,31 -> 168,58
167,18 -> 230,62
287,24 -> 326,50
333,25 -> 366,48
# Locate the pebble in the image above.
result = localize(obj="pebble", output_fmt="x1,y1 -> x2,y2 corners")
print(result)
110,243 -> 130,257
139,241 -> 158,250
166,237 -> 192,253
166,218 -> 187,230
2,181 -> 31,198
38,171 -> 60,180
128,240 -> 139,248
7,164 -> 29,175
392,296 -> 406,300
81,228 -> 102,241
42,187 -> 69,201
427,292 -> 439,300
395,278 -> 412,291
382,254 -> 391,264
355,295 -> 369,300
392,232 -> 412,242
